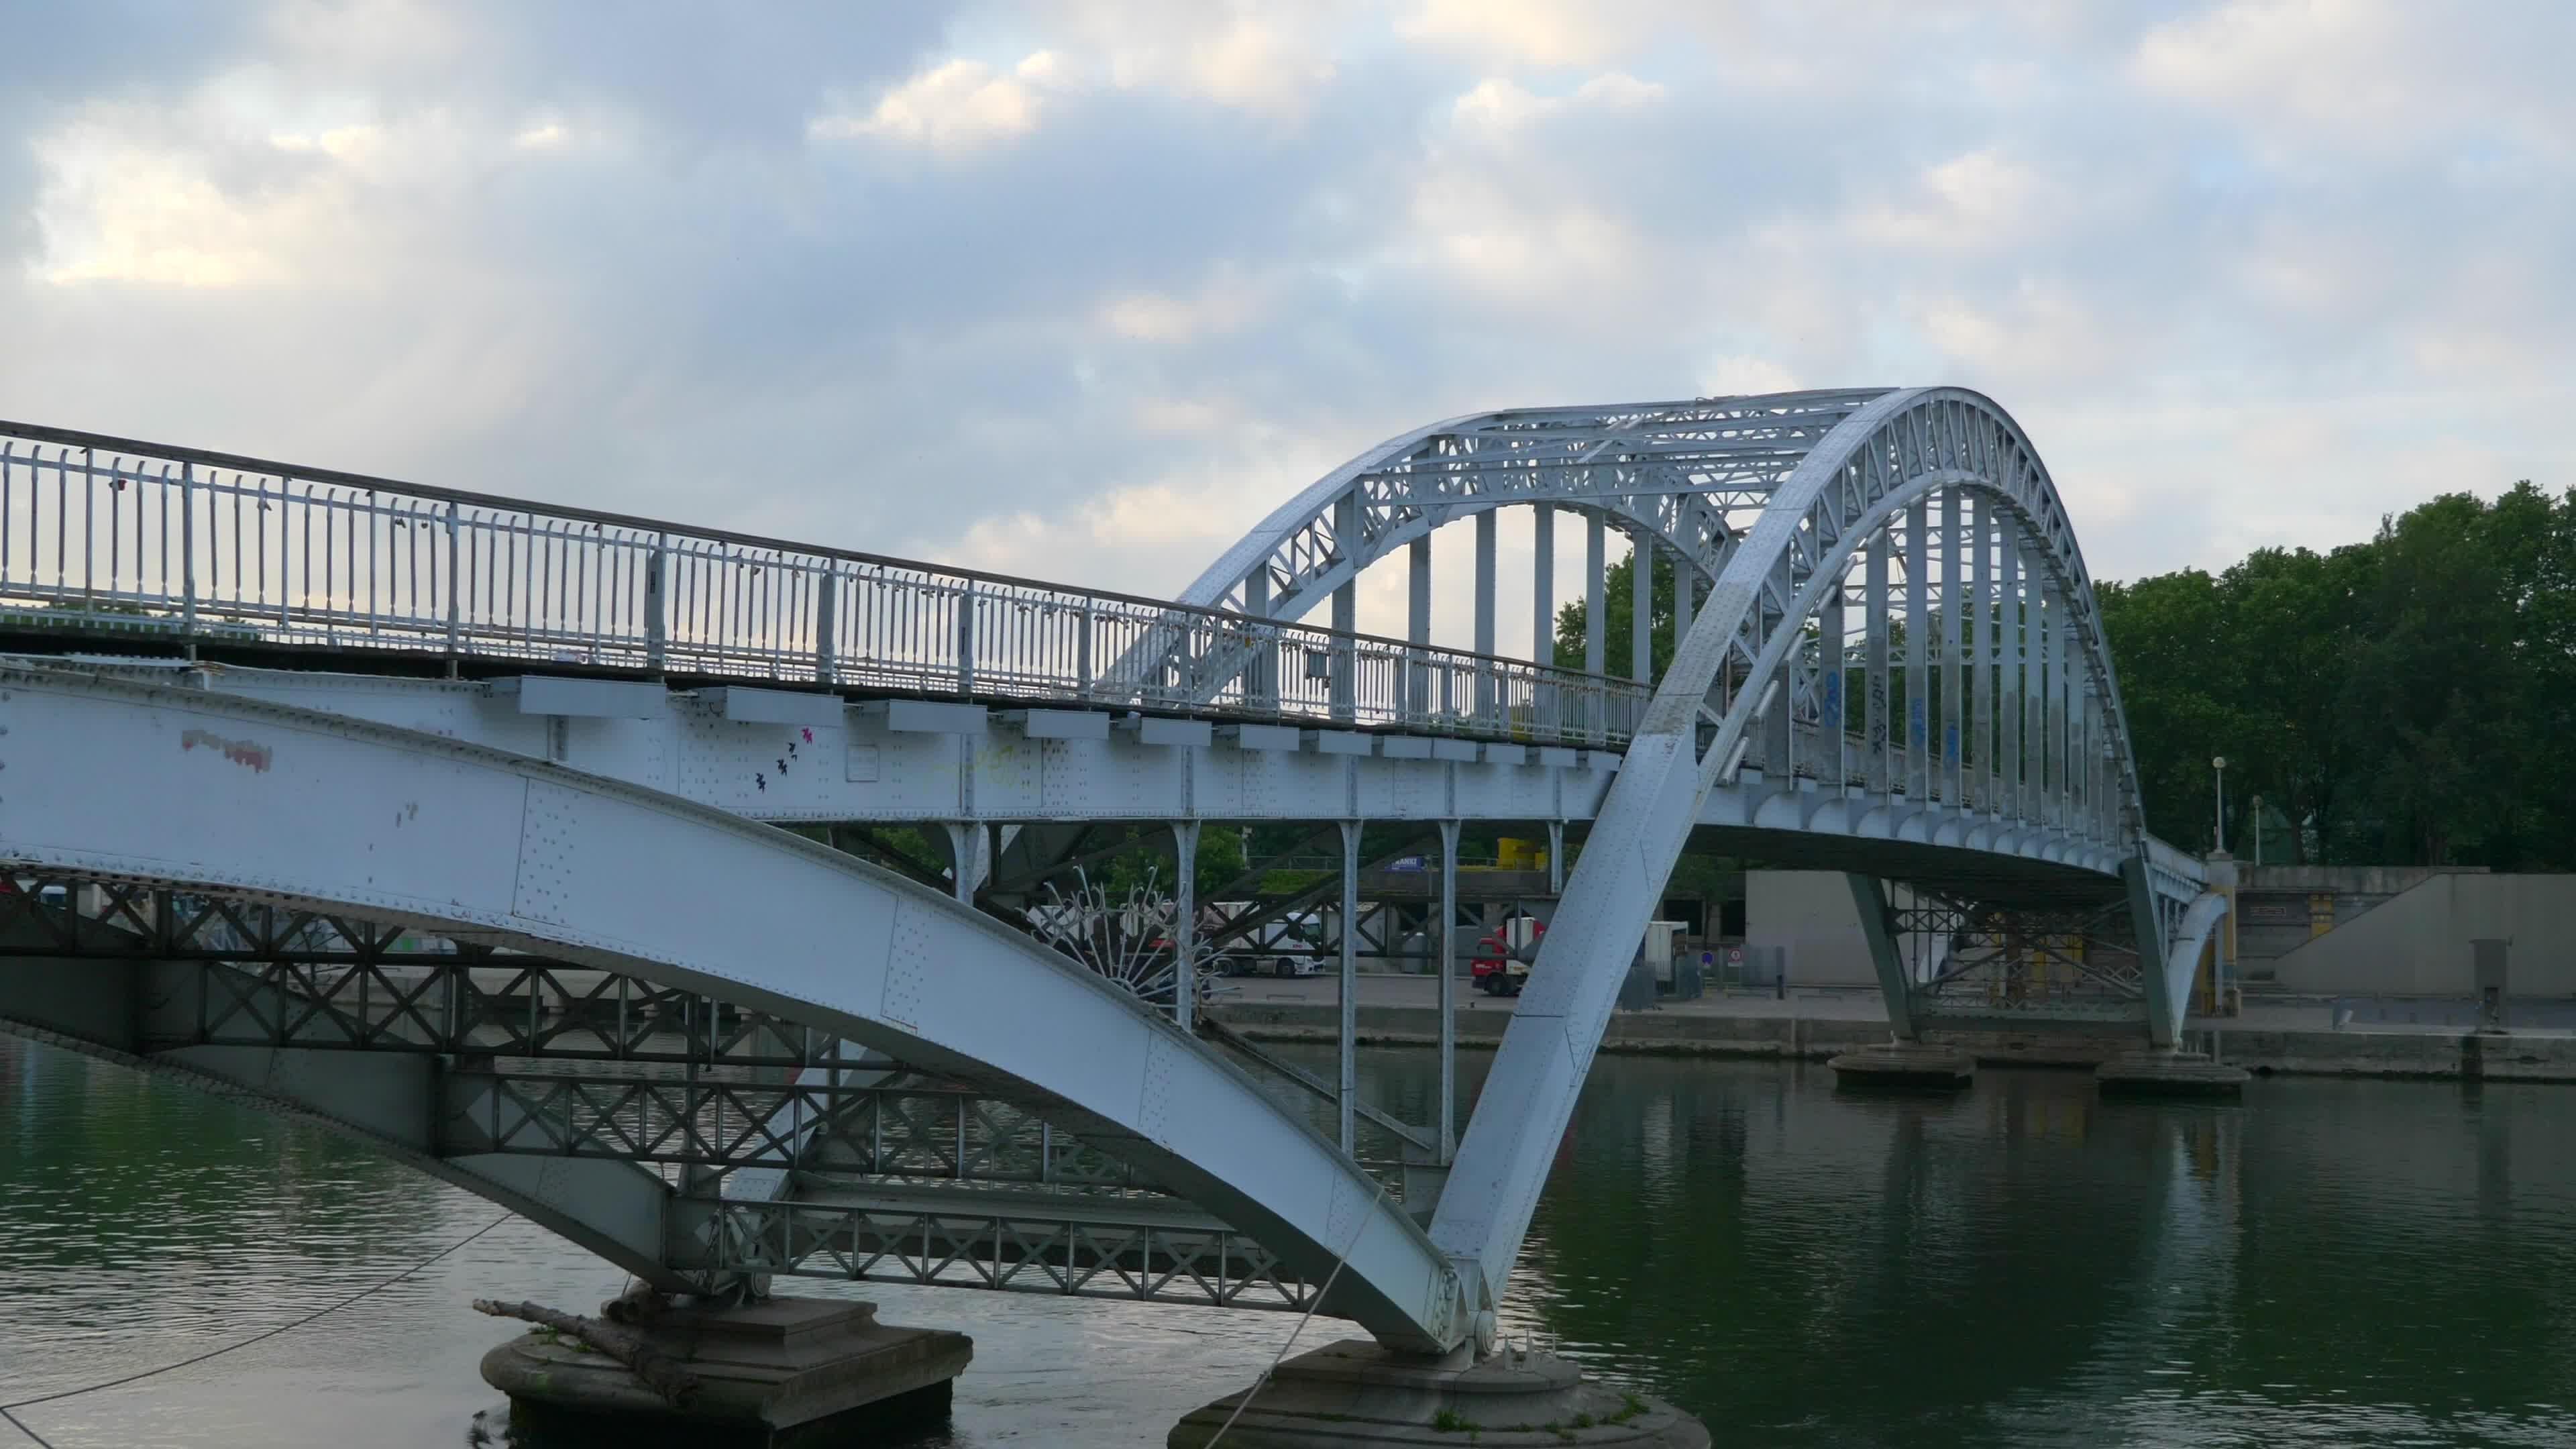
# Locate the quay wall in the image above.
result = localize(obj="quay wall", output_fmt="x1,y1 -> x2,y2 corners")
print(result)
1207,1003 -> 2576,1083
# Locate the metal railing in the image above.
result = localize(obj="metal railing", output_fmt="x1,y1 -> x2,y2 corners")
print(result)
0,421 -> 1648,747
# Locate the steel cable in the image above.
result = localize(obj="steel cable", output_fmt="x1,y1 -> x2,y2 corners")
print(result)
0,1214 -> 514,1448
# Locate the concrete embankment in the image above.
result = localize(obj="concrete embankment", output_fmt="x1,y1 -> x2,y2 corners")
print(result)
1206,1003 -> 2576,1083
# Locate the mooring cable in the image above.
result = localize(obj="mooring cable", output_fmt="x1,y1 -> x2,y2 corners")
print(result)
1201,1176 -> 1391,1448
0,1213 -> 515,1448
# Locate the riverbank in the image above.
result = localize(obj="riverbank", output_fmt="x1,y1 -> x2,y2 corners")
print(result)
1207,988 -> 2576,1082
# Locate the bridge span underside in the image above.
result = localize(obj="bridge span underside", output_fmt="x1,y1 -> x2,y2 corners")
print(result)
0,388 -> 2226,1355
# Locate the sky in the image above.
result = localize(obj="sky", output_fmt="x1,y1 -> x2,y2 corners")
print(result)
5,0 -> 2570,657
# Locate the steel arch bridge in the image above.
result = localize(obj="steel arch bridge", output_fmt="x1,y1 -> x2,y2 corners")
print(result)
0,390 -> 2225,1357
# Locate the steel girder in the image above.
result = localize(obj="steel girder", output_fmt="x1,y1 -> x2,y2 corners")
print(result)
0,665 -> 1468,1351
20,658 -> 2131,886
1427,388 -> 2204,1323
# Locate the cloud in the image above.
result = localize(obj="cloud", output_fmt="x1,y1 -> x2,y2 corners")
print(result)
1045,1 -> 1348,114
1097,268 -> 1271,343
0,0 -> 2568,662
1399,0 -> 1676,69
811,52 -> 1060,153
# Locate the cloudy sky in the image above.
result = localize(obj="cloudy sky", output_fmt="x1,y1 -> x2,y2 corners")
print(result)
6,1 -> 2569,655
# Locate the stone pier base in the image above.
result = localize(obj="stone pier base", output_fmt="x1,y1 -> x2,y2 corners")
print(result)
480,1297 -> 970,1448
1168,1340 -> 1707,1448
1827,1041 -> 1976,1089
2096,1049 -> 2251,1097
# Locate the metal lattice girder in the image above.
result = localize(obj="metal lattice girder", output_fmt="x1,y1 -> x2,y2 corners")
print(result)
0,665 -> 1469,1352
1887,885 -> 2153,1025
696,1185 -> 1313,1312
0,900 -> 839,1068
443,1069 -> 1157,1193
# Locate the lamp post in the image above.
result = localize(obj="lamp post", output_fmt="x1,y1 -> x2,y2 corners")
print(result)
2251,794 -> 2263,865
2212,756 -> 2228,854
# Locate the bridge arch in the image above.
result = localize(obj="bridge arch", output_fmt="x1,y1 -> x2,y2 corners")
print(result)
1426,387 -> 2174,1312
0,665 -> 1468,1353
1174,392 -> 1886,626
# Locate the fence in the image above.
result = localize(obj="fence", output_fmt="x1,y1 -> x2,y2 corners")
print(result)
0,423 -> 1648,747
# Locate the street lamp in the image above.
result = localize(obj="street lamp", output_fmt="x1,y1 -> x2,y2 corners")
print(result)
2251,794 -> 2263,865
2212,756 -> 2228,855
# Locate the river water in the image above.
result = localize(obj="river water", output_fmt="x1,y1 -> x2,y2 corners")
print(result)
5,1035 -> 2573,1448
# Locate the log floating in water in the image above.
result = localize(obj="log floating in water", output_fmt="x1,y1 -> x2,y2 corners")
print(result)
470,1298 -> 700,1405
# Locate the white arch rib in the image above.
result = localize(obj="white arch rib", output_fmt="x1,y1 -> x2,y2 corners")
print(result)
0,665 -> 1466,1352
1428,388 -> 2151,1309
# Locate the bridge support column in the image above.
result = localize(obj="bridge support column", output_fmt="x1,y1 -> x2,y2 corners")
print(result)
1407,535 -> 1433,722
1630,531 -> 1653,682
1584,516 -> 1606,679
940,822 -> 981,905
1827,875 -> 1974,1089
2110,855 -> 2249,1094
1169,1340 -> 1708,1448
1436,818 -> 1460,1163
1337,818 -> 1360,1153
1173,820 -> 1202,1031
2125,855 -> 2176,1048
484,1294 -> 971,1446
1532,505 -> 1555,665
1472,511 -> 1499,722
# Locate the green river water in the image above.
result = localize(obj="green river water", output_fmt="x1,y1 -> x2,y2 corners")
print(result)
4,1036 -> 2571,1447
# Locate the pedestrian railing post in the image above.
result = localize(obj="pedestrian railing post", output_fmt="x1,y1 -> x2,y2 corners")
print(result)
645,536 -> 668,673
178,461 -> 198,653
814,565 -> 839,686
443,506 -> 462,672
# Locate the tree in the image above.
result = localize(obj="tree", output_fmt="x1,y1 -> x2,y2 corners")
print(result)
1552,548 -> 1677,681
2096,481 -> 2576,868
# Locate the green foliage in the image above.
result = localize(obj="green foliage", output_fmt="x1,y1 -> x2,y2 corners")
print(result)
1552,548 -> 1678,680
1092,824 -> 1247,898
2098,482 -> 2576,867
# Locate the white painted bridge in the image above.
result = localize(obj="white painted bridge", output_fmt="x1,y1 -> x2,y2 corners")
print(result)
0,390 -> 2225,1356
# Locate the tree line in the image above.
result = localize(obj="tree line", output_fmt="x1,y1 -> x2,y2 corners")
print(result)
2098,482 -> 2576,868
1558,484 -> 2576,868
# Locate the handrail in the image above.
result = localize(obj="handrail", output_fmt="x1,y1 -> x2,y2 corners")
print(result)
0,422 -> 1650,747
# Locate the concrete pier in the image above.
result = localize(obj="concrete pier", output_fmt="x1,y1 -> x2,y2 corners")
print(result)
1169,1339 -> 1708,1448
480,1297 -> 970,1446
1828,1040 -> 1976,1088
2095,1049 -> 2251,1097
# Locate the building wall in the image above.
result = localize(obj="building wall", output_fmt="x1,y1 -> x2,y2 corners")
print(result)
2235,865 -> 2485,972
1743,871 -> 1935,987
2267,873 -> 2576,996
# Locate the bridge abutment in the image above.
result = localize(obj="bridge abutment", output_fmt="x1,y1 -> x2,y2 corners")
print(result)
480,1295 -> 970,1446
1169,1340 -> 1707,1448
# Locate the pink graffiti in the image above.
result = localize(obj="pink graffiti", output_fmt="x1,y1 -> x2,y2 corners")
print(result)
180,727 -> 273,773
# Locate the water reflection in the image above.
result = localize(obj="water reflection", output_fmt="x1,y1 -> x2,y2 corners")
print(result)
5,1035 -> 2573,1447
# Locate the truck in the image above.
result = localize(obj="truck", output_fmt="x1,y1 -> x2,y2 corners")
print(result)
1470,916 -> 1546,996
